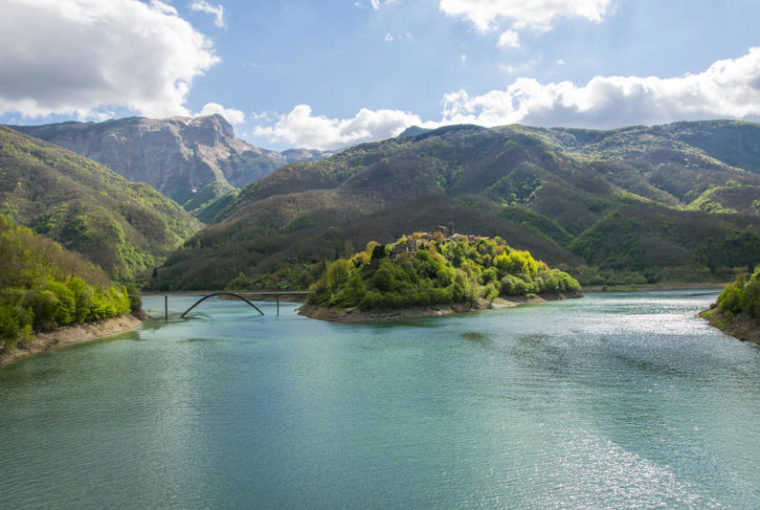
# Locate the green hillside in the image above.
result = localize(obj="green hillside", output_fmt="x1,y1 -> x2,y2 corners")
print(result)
0,126 -> 201,280
154,121 -> 760,290
0,215 -> 131,354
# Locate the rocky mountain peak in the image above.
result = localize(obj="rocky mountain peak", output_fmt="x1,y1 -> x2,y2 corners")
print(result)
183,114 -> 236,146
10,115 -> 283,207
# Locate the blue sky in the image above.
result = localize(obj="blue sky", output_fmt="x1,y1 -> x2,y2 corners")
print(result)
1,0 -> 760,150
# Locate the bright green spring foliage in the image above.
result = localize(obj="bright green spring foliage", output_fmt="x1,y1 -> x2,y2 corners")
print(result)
308,234 -> 581,310
714,267 -> 760,319
0,215 -> 130,353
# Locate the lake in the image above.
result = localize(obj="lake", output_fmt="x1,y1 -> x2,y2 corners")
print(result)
1,290 -> 759,508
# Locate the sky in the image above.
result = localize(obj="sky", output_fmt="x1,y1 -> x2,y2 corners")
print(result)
1,0 -> 760,151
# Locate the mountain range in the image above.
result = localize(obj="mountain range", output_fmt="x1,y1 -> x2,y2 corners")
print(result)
13,115 -> 330,220
3,117 -> 760,291
153,120 -> 760,290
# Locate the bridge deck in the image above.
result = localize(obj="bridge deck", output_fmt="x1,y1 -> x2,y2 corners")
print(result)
136,290 -> 314,319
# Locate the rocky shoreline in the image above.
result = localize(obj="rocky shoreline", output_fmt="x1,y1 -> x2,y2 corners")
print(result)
0,314 -> 143,367
298,292 -> 581,323
700,306 -> 760,345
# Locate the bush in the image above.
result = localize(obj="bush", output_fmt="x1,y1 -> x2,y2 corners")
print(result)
717,284 -> 741,313
45,281 -> 75,325
359,290 -> 382,309
500,275 -> 526,295
739,278 -> 760,318
68,277 -> 93,323
0,293 -> 33,350
715,268 -> 760,318
24,290 -> 59,331
326,259 -> 351,287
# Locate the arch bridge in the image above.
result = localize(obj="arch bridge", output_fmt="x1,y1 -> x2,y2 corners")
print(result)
138,291 -> 314,319
180,292 -> 265,318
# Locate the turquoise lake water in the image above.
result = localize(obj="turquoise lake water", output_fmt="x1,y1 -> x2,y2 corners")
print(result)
1,290 -> 759,508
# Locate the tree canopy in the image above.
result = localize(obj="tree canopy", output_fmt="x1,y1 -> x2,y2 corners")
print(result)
308,234 -> 581,310
0,215 -> 130,353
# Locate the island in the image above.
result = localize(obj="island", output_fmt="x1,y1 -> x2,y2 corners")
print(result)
299,231 -> 582,322
700,268 -> 760,344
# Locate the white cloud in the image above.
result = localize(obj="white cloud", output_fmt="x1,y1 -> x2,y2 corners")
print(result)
0,0 -> 219,119
438,0 -> 611,32
190,0 -> 225,28
441,47 -> 760,128
198,102 -> 245,125
252,104 -> 434,150
249,48 -> 760,150
385,33 -> 394,42
369,0 -> 398,9
497,29 -> 520,48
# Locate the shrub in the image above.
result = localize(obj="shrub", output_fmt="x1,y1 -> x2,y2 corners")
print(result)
26,290 -> 60,331
68,277 -> 93,323
326,259 -> 350,287
717,284 -> 741,313
45,281 -> 75,325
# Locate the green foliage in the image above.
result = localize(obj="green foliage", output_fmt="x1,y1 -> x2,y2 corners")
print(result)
308,234 -> 581,310
183,181 -> 239,222
0,126 -> 200,281
154,120 -> 760,290
326,259 -> 351,287
716,268 -> 760,319
0,215 -> 130,353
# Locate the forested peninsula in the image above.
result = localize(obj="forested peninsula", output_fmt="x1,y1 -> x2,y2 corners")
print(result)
0,215 -> 140,365
701,268 -> 760,344
299,232 -> 581,322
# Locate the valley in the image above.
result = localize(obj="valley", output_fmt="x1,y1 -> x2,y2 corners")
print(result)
2,116 -> 760,338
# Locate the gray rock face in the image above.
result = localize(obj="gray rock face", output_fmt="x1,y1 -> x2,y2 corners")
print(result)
13,114 -> 328,206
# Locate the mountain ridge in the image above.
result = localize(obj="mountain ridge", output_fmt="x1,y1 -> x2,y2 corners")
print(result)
153,119 -> 760,290
11,115 -> 332,216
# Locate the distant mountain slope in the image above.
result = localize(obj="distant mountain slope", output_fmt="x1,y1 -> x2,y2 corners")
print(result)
12,115 -> 330,215
0,126 -> 201,280
155,120 -> 760,290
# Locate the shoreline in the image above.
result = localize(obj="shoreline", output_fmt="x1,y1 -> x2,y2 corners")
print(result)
298,292 -> 580,323
700,307 -> 760,345
583,282 -> 728,293
0,314 -> 143,367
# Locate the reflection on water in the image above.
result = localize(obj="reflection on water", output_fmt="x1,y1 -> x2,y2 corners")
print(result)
1,291 -> 759,508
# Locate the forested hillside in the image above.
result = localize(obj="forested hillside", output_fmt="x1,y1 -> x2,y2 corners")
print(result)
0,126 -> 201,280
153,120 -> 760,290
0,215 -> 131,354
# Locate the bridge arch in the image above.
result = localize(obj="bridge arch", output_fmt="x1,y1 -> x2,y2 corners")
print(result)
180,292 -> 264,318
